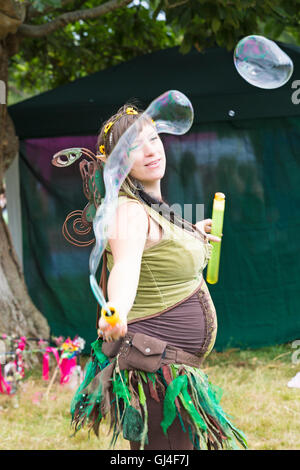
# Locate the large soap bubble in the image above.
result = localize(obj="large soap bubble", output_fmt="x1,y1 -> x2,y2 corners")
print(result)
145,90 -> 194,135
89,90 -> 194,309
234,35 -> 294,89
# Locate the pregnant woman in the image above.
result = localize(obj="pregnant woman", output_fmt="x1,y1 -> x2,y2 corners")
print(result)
71,104 -> 247,451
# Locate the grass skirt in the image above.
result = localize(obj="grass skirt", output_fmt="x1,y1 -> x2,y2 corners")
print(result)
71,339 -> 247,450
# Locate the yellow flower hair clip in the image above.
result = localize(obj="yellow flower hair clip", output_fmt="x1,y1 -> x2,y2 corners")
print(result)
126,107 -> 138,115
96,144 -> 106,161
99,145 -> 106,155
104,121 -> 114,135
102,107 -> 139,151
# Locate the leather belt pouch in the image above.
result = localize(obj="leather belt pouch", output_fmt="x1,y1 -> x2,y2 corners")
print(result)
101,337 -> 123,358
102,333 -> 167,373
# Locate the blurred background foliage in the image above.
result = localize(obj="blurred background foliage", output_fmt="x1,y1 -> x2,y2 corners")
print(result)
7,0 -> 300,104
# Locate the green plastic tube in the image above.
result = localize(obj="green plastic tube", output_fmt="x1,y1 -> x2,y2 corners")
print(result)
206,193 -> 225,284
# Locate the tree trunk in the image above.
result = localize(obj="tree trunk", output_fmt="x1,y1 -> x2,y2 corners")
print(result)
0,32 -> 50,338
0,210 -> 50,338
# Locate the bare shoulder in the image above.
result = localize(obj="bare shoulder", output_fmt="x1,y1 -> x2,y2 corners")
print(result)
108,198 -> 148,258
116,198 -> 148,227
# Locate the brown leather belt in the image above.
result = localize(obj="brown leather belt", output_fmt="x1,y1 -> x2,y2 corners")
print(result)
162,344 -> 203,368
101,333 -> 204,371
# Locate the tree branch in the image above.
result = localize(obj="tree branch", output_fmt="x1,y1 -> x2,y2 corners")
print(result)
18,0 -> 132,38
167,0 -> 189,9
26,0 -> 84,21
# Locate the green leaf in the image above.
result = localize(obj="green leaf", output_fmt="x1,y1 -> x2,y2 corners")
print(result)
179,38 -> 192,54
138,381 -> 146,406
272,22 -> 286,39
212,18 -> 221,33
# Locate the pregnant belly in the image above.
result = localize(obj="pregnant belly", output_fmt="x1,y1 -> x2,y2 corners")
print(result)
128,283 -> 217,357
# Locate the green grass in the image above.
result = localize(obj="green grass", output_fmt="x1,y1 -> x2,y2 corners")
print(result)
0,343 -> 299,450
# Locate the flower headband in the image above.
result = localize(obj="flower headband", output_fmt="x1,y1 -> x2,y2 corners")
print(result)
97,107 -> 139,159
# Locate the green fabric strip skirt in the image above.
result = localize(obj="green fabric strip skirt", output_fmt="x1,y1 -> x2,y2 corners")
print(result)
70,338 -> 247,450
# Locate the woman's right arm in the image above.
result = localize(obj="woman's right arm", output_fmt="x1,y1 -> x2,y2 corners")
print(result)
98,200 -> 148,341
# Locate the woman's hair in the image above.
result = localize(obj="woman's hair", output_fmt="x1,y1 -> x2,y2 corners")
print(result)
96,103 -> 146,199
96,103 -> 194,232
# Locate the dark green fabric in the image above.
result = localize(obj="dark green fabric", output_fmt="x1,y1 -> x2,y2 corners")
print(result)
163,116 -> 300,349
9,43 -> 300,139
18,116 -> 300,351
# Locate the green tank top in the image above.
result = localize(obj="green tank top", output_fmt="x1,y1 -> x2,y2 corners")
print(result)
106,196 -> 213,322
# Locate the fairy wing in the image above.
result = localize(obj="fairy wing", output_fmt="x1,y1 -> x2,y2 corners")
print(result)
52,148 -> 105,247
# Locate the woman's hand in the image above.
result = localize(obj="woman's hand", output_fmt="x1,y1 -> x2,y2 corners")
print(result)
195,219 -> 223,243
97,302 -> 128,342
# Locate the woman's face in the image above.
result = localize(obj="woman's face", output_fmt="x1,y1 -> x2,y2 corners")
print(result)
128,124 -> 166,185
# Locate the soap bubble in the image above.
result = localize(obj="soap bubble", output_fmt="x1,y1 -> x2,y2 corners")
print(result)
89,90 -> 194,308
234,35 -> 294,89
145,90 -> 194,135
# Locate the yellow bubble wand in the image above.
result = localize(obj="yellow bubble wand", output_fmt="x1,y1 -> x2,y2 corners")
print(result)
100,306 -> 120,328
206,193 -> 226,284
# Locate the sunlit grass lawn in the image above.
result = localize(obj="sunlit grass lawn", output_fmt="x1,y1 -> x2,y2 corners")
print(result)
0,342 -> 299,450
